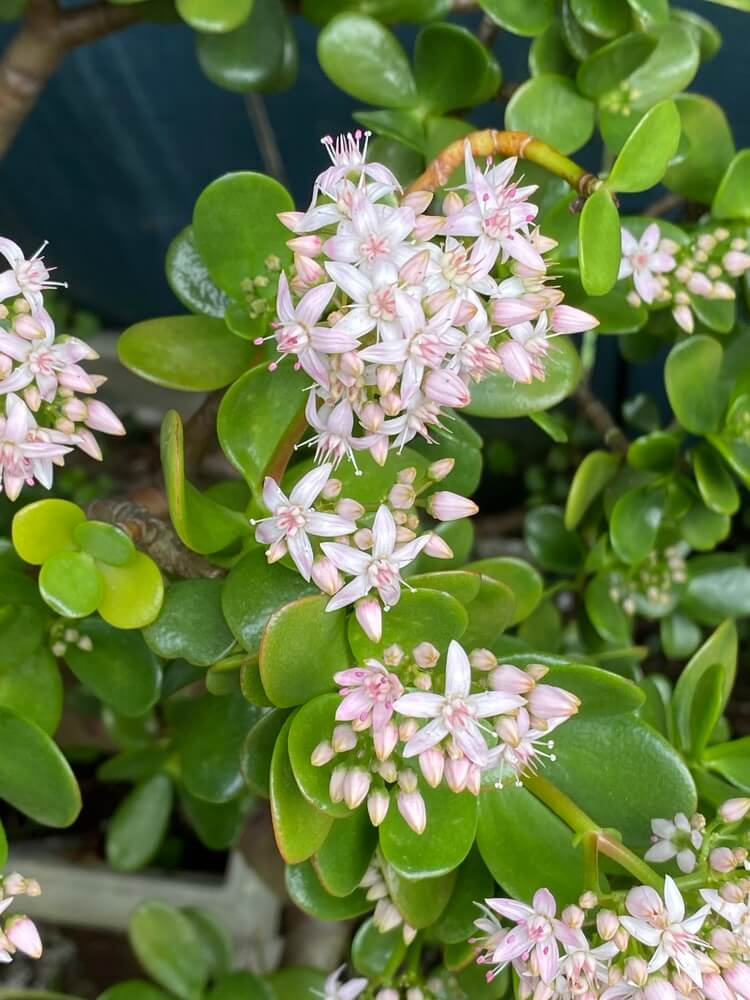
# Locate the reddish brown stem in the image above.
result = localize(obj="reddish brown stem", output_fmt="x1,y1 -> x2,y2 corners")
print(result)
0,0 -> 141,159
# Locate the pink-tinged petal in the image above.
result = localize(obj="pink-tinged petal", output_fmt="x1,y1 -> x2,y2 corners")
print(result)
618,258 -> 634,280
468,691 -> 525,717
0,330 -> 31,360
641,223 -> 660,254
395,290 -> 425,340
552,919 -> 584,949
551,304 -> 599,334
3,473 -> 24,501
393,691 -> 444,719
663,875 -> 685,923
325,261 -> 371,303
377,575 -> 401,608
649,251 -> 676,273
325,575 -> 370,611
58,365 -> 96,393
296,281 -> 336,327
651,818 -> 676,838
381,206 -> 415,243
506,236 -> 545,272
498,340 -> 533,383
0,237 -> 23,267
454,720 -> 489,766
445,639 -> 471,698
298,348 -> 330,390
620,228 -> 638,255
682,904 -> 710,934
333,308 -> 376,339
255,518 -> 284,544
0,270 -> 20,302
5,393 -> 31,440
486,897 -> 534,922
289,462 -> 332,509
402,716 -> 449,757
619,916 -> 662,946
372,504 -> 396,558
645,841 -> 678,863
309,326 -> 360,353
323,235 -> 360,262
305,512 -> 356,537
0,368 -> 33,395
626,885 -> 663,919
633,268 -> 660,304
275,272 -> 295,324
288,529 -> 314,581
390,534 -> 430,568
321,541 -> 370,576
336,687 -> 373,721
262,476 -> 287,513
358,341 -> 408,365
533,888 -> 557,919
535,937 -> 559,985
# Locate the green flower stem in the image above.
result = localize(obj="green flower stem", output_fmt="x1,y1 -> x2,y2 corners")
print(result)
407,129 -> 597,196
582,829 -> 601,894
523,774 -> 663,890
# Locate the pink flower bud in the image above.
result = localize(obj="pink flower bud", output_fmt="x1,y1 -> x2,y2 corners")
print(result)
427,491 -> 478,522
5,916 -> 42,958
344,768 -> 371,809
85,400 -> 125,436
322,478 -> 342,499
277,210 -> 304,231
562,905 -> 584,929
413,672 -> 432,691
398,466 -> 417,485
368,789 -> 390,826
428,457 -> 454,481
526,684 -> 580,721
413,642 -> 439,669
389,483 -> 415,509
294,254 -> 324,286
452,298 -> 477,326
378,759 -> 397,783
425,289 -> 454,315
725,962 -> 750,998
311,557 -> 343,596
332,724 -> 357,753
625,885 -> 664,921
710,847 -> 737,873
287,235 -> 321,256
399,249 -> 430,286
423,369 -> 470,408
444,755 -> 471,793
489,663 -> 533,691
340,351 -> 364,378
265,537 -> 287,564
596,909 -> 619,940
62,397 -> 87,421
687,272 -> 713,296
397,789 -> 426,834
613,927 -> 629,952
710,928 -> 737,955
376,989 -> 400,1000
527,663 -> 550,681
311,740 -> 335,766
329,766 -> 347,802
498,340 -> 535,383
354,528 -> 373,550
335,498 -> 365,521
413,214 -> 444,241
75,428 -> 103,460
703,974 -> 734,1000
399,719 -> 418,741
551,304 -> 599,334
374,722 -> 398,762
672,303 -> 694,333
466,765 -> 481,796
369,434 -> 390,467
376,365 -> 398,395
492,298 -> 539,327
55,416 -> 76,434
423,533 -> 453,559
355,598 -> 382,643
401,190 -> 433,214
380,391 -> 402,417
578,891 -> 597,910
623,958 -> 648,986
360,401 -> 384,432
383,644 -> 404,666
723,250 -> 750,276
419,747 -> 444,788
443,191 -> 463,216
374,899 -> 401,932
720,797 -> 750,823
23,386 -> 41,412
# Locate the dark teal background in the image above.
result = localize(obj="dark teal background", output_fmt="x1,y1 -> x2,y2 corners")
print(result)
0,2 -> 748,329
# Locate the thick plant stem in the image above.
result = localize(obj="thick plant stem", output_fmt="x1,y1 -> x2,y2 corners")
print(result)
573,382 -> 629,454
407,129 -> 597,196
524,773 -> 663,890
0,0 -> 141,159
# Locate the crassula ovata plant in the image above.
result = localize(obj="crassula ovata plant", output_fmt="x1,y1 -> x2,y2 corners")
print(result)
2,1 -> 750,999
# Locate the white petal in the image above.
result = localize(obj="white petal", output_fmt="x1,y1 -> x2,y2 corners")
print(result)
289,462 -> 332,509
394,692 -> 445,719
325,575 -> 370,610
288,530 -> 314,581
663,875 -> 685,923
320,541 -> 370,576
262,476 -> 287,513
444,640 -> 471,698
372,504 -> 396,558
402,717 -> 449,756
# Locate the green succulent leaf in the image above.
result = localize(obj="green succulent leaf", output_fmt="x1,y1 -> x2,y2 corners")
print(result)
106,774 -> 173,872
578,186 -> 621,296
129,901 -> 211,1000
606,100 -> 681,193
143,579 -> 235,667
506,74 -> 596,154
712,149 -> 750,220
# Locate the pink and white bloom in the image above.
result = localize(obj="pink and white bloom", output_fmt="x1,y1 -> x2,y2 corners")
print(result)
304,394 -> 375,469
488,707 -> 558,778
322,504 -> 429,610
621,877 -> 710,986
253,463 -> 356,580
334,660 -> 404,731
481,887 -> 583,984
0,322 -> 97,401
395,640 -> 523,767
318,964 -> 368,1000
644,813 -> 703,874
271,274 -> 358,386
324,191 -> 415,271
324,260 -> 400,341
316,129 -> 400,202
618,225 -> 676,304
0,238 -> 65,310
0,394 -> 71,500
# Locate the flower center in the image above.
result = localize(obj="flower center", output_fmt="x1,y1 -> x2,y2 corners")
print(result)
368,558 -> 398,590
278,323 -> 309,353
441,695 -> 475,730
16,258 -> 49,290
276,505 -> 307,535
367,286 -> 396,320
360,234 -> 389,262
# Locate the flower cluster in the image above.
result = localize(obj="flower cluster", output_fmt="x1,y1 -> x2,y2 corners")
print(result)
269,131 -> 597,468
252,458 -> 477,641
360,852 -> 417,946
473,797 -> 750,999
311,640 -> 579,834
619,223 -> 750,334
0,238 -> 124,499
609,547 -> 688,619
318,966 -> 430,1000
0,871 -> 42,964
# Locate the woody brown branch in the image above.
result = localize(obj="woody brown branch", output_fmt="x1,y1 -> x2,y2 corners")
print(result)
573,382 -> 629,454
0,0 -> 141,159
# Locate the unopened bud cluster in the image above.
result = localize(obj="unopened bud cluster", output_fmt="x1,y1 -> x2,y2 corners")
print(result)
311,640 -> 579,835
609,547 -> 687,619
0,871 -> 42,964
49,620 -> 93,659
0,238 -> 125,499
619,223 -> 750,335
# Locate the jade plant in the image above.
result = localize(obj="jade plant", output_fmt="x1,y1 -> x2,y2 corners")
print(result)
2,1 -> 750,999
